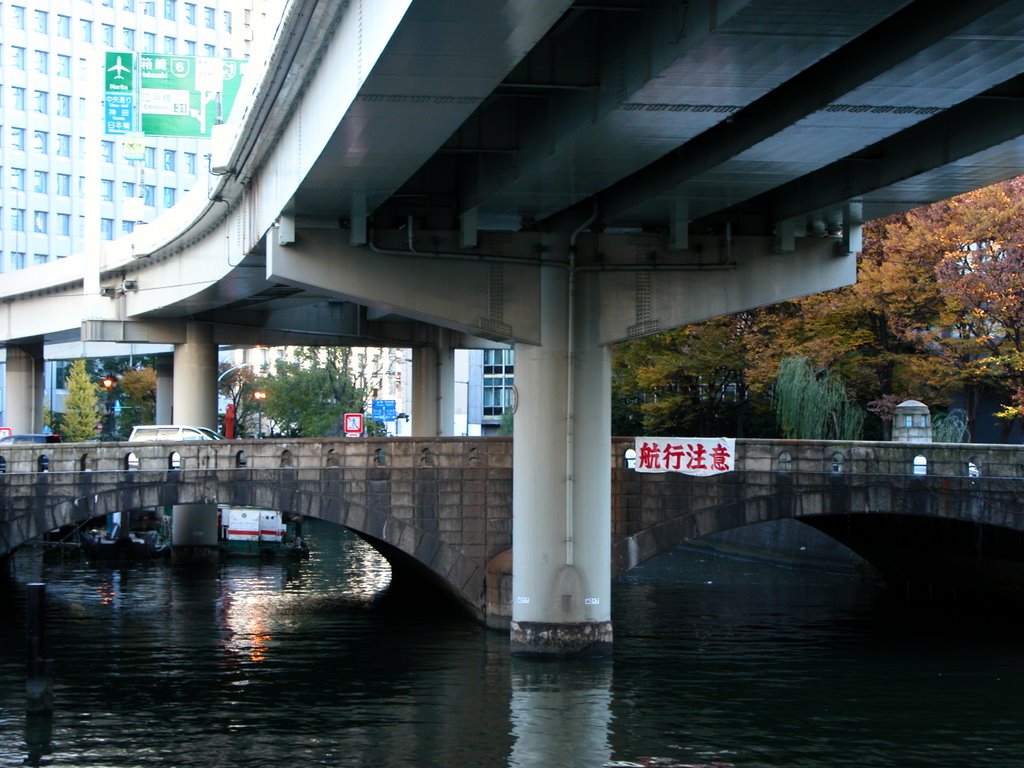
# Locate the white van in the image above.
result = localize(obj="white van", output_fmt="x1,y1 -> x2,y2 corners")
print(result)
128,425 -> 223,442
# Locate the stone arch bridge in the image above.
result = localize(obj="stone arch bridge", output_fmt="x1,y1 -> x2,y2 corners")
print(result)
2,437 -> 1023,625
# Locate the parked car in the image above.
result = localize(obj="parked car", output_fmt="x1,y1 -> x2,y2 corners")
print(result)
0,433 -> 61,444
128,425 -> 223,442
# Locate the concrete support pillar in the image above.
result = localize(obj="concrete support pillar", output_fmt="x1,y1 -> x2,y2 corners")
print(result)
437,336 -> 455,437
412,345 -> 439,436
4,342 -> 45,433
170,503 -> 220,559
412,329 -> 454,437
155,357 -> 174,424
511,264 -> 612,656
172,322 -> 217,429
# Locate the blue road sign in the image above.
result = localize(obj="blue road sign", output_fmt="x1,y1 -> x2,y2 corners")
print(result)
372,399 -> 397,421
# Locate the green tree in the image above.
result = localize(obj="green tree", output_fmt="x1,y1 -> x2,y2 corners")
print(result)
773,356 -> 863,440
114,366 -> 157,437
62,359 -> 101,442
260,347 -> 375,437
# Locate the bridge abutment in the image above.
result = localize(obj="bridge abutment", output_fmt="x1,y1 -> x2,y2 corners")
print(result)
511,263 -> 612,656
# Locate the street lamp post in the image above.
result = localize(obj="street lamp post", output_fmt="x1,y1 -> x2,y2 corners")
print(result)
100,375 -> 117,439
252,389 -> 266,438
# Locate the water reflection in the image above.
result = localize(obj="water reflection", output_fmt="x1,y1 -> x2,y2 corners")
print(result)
6,524 -> 1024,766
509,659 -> 613,767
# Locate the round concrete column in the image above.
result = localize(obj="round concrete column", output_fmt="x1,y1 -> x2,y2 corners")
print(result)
155,357 -> 174,424
172,322 -> 218,428
4,342 -> 45,434
511,265 -> 612,656
412,344 -> 440,436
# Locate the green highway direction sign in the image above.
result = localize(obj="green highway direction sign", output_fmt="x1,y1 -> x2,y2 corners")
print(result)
105,52 -> 247,138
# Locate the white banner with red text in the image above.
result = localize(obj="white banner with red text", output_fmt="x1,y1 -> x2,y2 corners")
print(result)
633,437 -> 735,476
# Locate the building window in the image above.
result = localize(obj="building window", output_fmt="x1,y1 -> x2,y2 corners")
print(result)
186,41 -> 196,55
58,213 -> 71,236
204,43 -> 215,56
184,2 -> 195,24
122,181 -> 136,197
12,5 -> 25,29
203,6 -> 214,28
57,55 -> 71,78
124,0 -> 135,10
164,0 -> 175,20
143,32 -> 156,52
163,36 -> 176,54
102,24 -> 114,46
101,140 -> 114,162
34,50 -> 48,74
57,94 -> 71,117
34,212 -> 47,234
12,46 -> 25,69
57,134 -> 71,157
144,147 -> 156,168
223,10 -> 232,32
163,149 -> 176,171
101,218 -> 114,240
143,185 -> 155,206
12,127 -> 25,150
101,179 -> 114,201
57,173 -> 71,196
123,29 -> 135,49
122,221 -> 135,235
34,91 -> 48,114
33,9 -> 48,32
482,349 -> 515,417
11,168 -> 25,191
11,209 -> 26,232
32,253 -> 47,266
185,152 -> 197,174
13,87 -> 26,111
144,0 -> 155,15
80,20 -> 93,42
32,171 -> 47,194
33,131 -> 47,153
163,187 -> 176,207
57,14 -> 70,37
11,252 -> 26,271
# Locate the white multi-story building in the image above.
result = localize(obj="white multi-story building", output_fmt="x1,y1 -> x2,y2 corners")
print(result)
0,0 -> 260,272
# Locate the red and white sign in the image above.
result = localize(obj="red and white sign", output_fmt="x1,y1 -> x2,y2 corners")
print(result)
343,412 -> 364,436
0,427 -> 11,439
634,436 -> 735,476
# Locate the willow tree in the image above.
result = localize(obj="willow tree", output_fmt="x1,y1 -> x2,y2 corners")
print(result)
62,359 -> 101,442
774,356 -> 863,440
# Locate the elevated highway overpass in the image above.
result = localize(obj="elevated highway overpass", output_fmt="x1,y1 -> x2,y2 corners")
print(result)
5,0 -> 1024,653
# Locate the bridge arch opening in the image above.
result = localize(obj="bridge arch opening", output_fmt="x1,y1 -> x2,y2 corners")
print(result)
967,459 -> 980,478
280,450 -> 293,467
125,452 -> 140,470
777,451 -> 792,472
831,453 -> 844,473
913,455 -> 927,475
169,451 -> 182,470
235,450 -> 248,467
623,447 -> 637,469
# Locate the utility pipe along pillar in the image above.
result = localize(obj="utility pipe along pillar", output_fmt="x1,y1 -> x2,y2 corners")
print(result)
171,322 -> 217,429
511,262 -> 612,656
4,342 -> 45,434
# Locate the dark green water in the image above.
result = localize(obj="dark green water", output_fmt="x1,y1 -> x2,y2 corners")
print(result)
3,519 -> 1024,767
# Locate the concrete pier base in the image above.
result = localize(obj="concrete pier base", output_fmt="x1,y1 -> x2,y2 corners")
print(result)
170,503 -> 219,562
510,620 -> 613,657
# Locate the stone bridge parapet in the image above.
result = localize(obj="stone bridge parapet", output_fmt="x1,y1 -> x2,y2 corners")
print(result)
3,436 -> 1024,622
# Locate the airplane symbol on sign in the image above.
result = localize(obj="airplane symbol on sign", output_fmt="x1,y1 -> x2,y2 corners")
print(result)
108,56 -> 130,79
